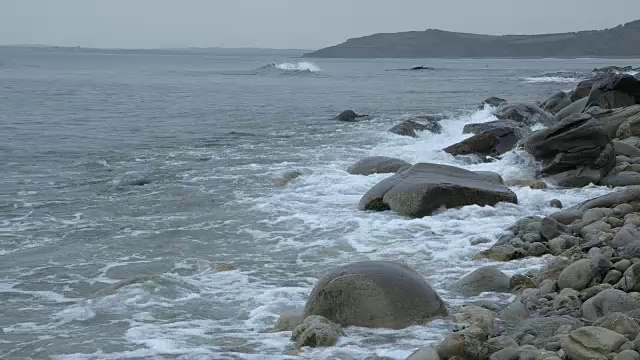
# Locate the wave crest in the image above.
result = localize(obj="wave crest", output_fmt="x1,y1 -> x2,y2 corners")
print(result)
255,62 -> 322,74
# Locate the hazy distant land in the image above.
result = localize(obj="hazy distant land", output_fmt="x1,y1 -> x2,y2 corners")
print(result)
304,19 -> 640,58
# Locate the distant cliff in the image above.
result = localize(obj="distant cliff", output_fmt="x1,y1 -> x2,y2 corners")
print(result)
304,20 -> 640,58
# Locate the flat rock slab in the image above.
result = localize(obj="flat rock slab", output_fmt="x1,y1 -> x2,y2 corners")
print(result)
359,162 -> 518,217
348,156 -> 411,175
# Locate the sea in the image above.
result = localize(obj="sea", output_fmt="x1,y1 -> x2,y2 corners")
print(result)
1,46 -> 639,359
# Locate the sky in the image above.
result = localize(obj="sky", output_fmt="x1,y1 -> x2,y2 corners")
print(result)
1,0 -> 640,50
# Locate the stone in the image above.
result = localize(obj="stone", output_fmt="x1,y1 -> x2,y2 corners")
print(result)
512,316 -> 583,347
528,243 -> 549,257
481,97 -> 508,108
581,289 -> 640,321
550,199 -> 563,209
443,127 -> 521,157
486,336 -> 519,355
586,73 -> 640,110
552,187 -> 640,225
541,217 -> 571,241
359,163 -> 518,218
540,279 -> 559,294
273,171 -> 302,187
614,227 -> 640,249
510,274 -> 537,292
490,347 -> 520,360
537,257 -> 573,283
291,315 -> 342,348
303,261 -> 447,329
500,298 -> 529,323
605,270 -> 624,285
524,113 -> 615,187
463,120 -> 531,139
614,140 -> 640,158
455,306 -> 497,335
617,260 -> 634,273
505,179 -> 548,189
555,97 -> 589,121
348,156 -> 412,175
541,91 -> 572,114
389,119 -> 440,137
594,313 -> 640,339
618,114 -> 640,140
455,266 -> 511,296
495,103 -> 556,127
470,236 -> 493,245
558,259 -> 598,291
476,244 -> 526,262
336,110 -> 367,122
407,346 -> 441,360
561,326 -> 626,360
588,105 -> 640,139
601,172 -> 640,187
614,350 -> 640,360
274,309 -> 304,331
475,171 -> 506,185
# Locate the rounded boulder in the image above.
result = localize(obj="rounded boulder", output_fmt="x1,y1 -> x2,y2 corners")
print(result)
303,261 -> 447,329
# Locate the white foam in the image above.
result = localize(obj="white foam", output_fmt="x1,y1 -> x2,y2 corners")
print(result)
523,76 -> 581,83
274,62 -> 321,72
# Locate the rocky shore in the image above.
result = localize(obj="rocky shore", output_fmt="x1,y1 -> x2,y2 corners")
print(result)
274,68 -> 640,359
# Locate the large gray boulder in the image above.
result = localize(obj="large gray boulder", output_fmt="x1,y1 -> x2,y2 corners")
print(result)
336,109 -> 367,122
495,103 -> 556,127
359,163 -> 518,217
348,156 -> 412,175
303,261 -> 447,329
587,105 -> 640,139
524,113 -> 615,187
555,97 -> 589,121
541,91 -> 572,114
617,111 -> 640,139
443,127 -> 521,158
454,266 -> 511,296
586,73 -> 640,110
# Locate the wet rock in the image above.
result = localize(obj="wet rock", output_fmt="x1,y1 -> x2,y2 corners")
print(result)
594,313 -> 640,339
505,179 -> 548,189
541,91 -> 572,114
438,326 -> 490,360
561,326 -> 626,360
359,163 -> 518,217
617,260 -> 634,273
470,236 -> 493,245
348,156 -> 412,176
407,346 -> 441,360
601,172 -> 640,187
581,289 -> 640,321
463,121 -> 531,139
551,186 -> 640,225
475,171 -> 505,185
553,288 -> 583,312
486,336 -> 519,355
336,109 -> 367,122
291,315 -> 343,348
389,119 -> 442,137
455,266 -> 511,296
274,309 -> 304,331
495,103 -> 556,127
550,199 -> 563,209
481,97 -> 508,109
273,171 -> 303,187
303,261 -> 447,329
537,257 -> 573,283
500,298 -> 529,323
476,244 -> 526,262
443,127 -> 522,158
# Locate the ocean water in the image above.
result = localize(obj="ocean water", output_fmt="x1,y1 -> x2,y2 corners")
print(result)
1,46 -> 639,359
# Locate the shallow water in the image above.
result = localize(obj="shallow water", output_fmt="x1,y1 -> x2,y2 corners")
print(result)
1,47 -> 639,359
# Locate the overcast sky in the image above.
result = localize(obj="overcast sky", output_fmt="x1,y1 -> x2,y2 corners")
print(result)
2,0 -> 640,49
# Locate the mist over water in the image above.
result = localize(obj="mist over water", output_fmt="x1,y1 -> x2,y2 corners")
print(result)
1,46 -> 638,359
